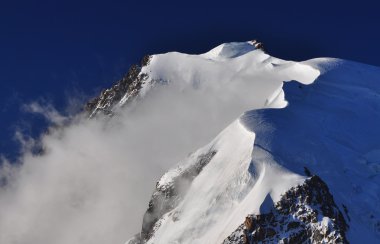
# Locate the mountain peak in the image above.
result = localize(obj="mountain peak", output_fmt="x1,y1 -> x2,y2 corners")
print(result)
82,41 -> 379,243
85,40 -> 318,118
201,40 -> 263,60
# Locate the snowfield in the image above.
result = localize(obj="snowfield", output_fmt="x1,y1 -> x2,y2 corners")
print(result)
147,119 -> 306,243
125,42 -> 380,243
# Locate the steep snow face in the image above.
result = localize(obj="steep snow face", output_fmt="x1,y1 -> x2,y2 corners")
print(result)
115,41 -> 322,244
90,42 -> 321,185
145,119 -> 305,244
130,44 -> 380,243
0,41 -> 323,244
247,59 -> 380,243
138,42 -> 319,110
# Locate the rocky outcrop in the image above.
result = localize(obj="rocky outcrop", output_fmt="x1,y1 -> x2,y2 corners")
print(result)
250,40 -> 264,51
223,176 -> 348,244
141,150 -> 217,242
85,55 -> 151,117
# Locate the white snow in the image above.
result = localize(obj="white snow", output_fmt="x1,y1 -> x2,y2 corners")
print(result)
252,58 -> 380,243
0,40 -> 377,244
127,41 -> 320,113
111,41 -> 320,244
145,118 -> 305,244
131,41 -> 380,243
201,42 -> 257,60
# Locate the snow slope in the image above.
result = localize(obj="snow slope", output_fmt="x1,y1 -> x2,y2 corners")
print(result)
123,41 -> 319,111
145,119 -> 306,243
122,42 -> 380,243
247,58 -> 380,243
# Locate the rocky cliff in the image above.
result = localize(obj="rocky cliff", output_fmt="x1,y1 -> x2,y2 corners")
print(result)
224,176 -> 348,244
85,55 -> 151,117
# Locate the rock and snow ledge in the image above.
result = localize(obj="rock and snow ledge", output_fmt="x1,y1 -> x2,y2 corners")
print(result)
83,40 -> 379,243
224,176 -> 348,244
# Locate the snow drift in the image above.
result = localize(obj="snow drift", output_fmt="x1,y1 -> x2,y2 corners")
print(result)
0,41 -> 379,244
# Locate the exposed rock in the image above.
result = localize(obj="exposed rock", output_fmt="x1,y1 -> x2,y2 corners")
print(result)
250,39 -> 264,51
223,175 -> 348,244
85,55 -> 152,117
287,221 -> 301,231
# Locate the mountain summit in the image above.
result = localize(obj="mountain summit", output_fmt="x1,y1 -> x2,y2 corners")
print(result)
85,41 -> 380,243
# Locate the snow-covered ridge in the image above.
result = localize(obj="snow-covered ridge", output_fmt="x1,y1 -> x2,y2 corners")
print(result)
141,118 -> 308,244
201,41 -> 258,60
84,41 -> 380,243
224,175 -> 348,243
142,41 -> 319,97
1,38 -> 378,244
87,41 -> 320,117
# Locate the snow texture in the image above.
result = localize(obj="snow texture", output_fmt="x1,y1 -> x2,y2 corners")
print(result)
125,41 -> 380,243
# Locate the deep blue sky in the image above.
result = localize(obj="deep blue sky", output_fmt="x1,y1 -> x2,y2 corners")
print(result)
1,0 -> 379,160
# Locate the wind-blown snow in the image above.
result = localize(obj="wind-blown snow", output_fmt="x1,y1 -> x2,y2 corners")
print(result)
130,41 -> 324,243
1,40 -> 378,244
133,41 -> 319,111
147,119 -> 305,243
247,58 -> 380,243
0,41 -> 320,244
136,43 -> 380,243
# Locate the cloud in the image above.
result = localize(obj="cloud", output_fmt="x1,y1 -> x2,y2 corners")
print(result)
0,52 -> 317,244
0,82 -> 259,244
23,102 -> 69,126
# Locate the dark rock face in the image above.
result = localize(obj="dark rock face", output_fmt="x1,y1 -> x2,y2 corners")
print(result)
141,150 -> 217,242
224,176 -> 348,244
85,55 -> 152,117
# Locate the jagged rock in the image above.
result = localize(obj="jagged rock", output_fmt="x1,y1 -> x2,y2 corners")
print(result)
287,221 -> 301,231
223,176 -> 348,244
85,55 -> 152,117
250,40 -> 264,51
